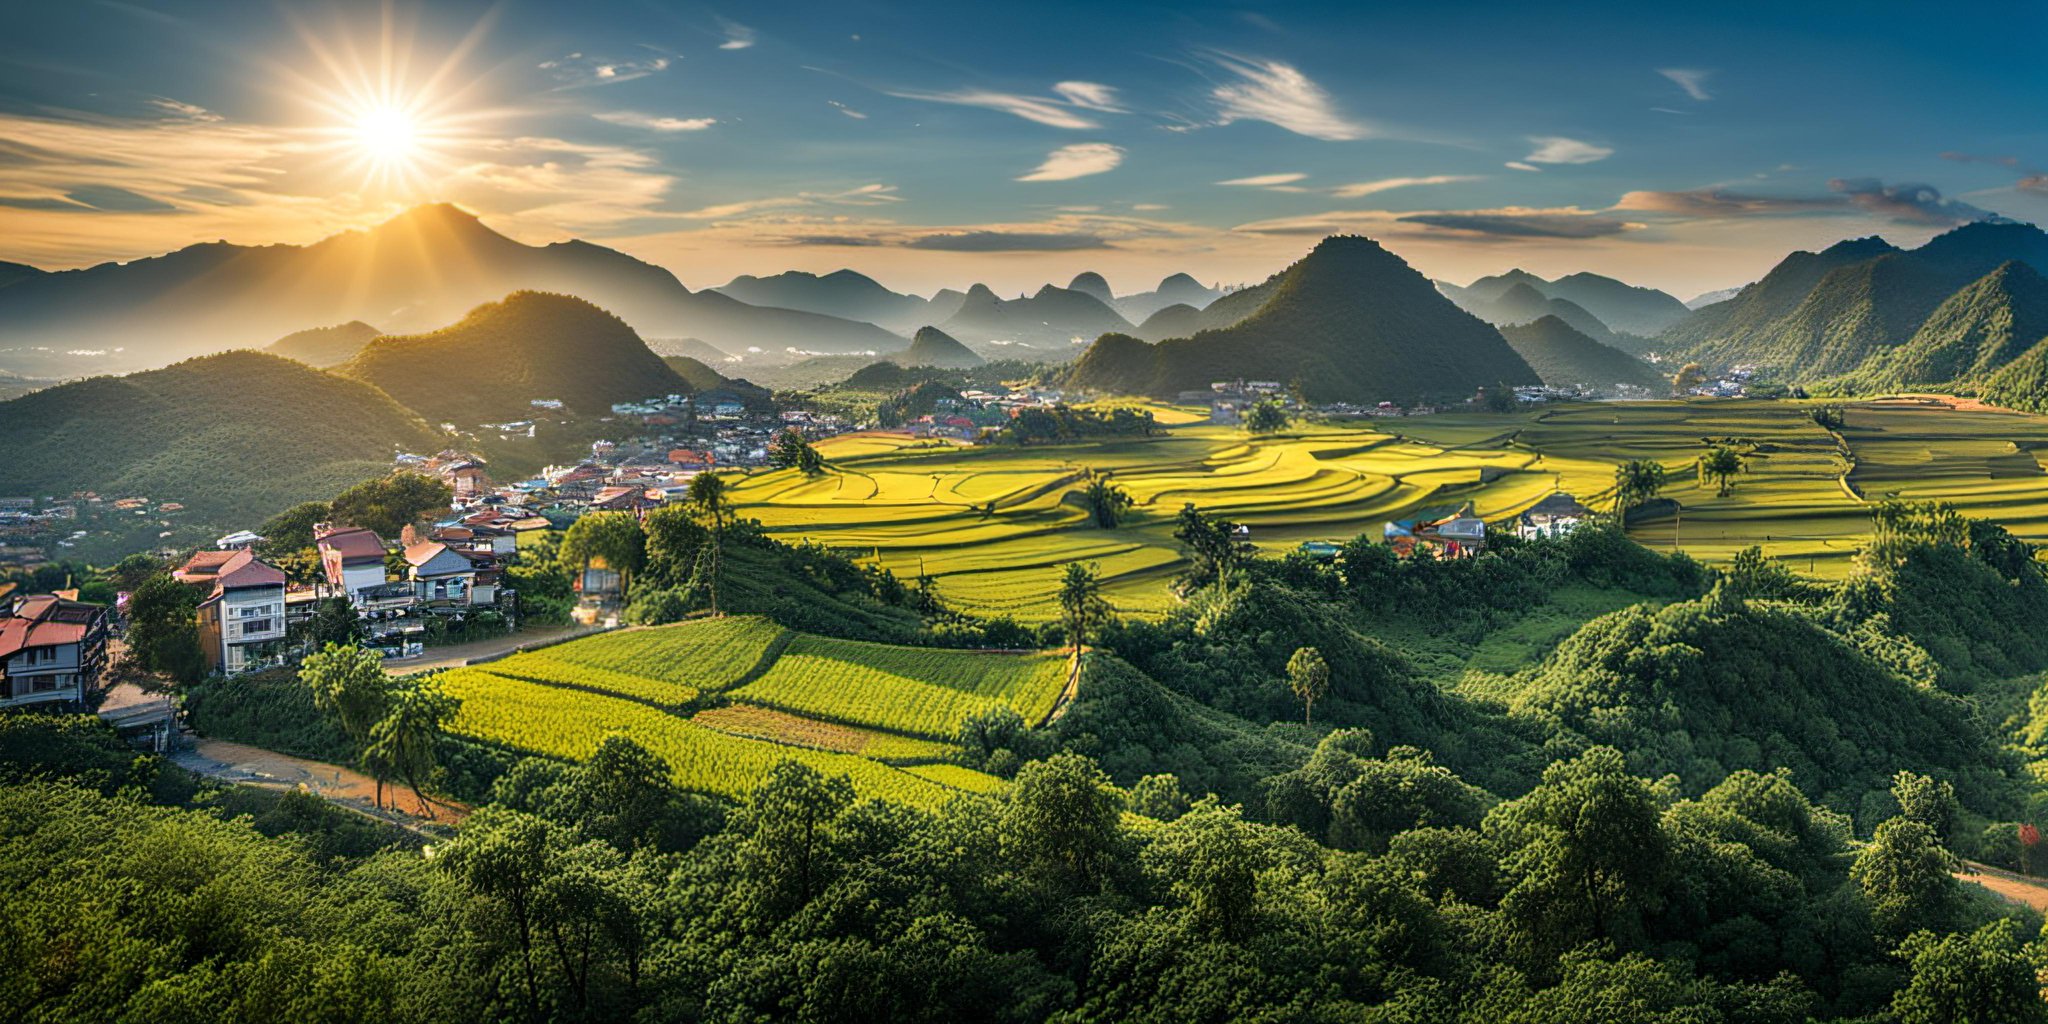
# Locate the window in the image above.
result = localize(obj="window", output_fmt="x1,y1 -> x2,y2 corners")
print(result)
30,675 -> 60,693
237,619 -> 274,637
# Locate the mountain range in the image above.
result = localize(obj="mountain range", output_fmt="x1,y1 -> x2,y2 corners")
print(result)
1498,316 -> 1664,391
938,282 -> 1135,350
1660,221 -> 2048,378
1441,268 -> 1691,337
0,204 -> 903,376
1067,236 -> 1538,403
266,321 -> 382,368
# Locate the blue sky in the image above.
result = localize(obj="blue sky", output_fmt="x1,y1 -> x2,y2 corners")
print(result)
4,0 -> 2047,297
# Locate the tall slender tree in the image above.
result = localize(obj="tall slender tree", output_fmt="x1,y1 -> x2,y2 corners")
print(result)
688,472 -> 730,617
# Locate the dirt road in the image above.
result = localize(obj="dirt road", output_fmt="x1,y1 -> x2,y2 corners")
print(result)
173,738 -> 469,824
1956,860 -> 2048,913
382,622 -> 606,675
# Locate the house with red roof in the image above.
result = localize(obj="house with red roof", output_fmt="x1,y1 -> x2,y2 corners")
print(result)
175,548 -> 288,674
315,524 -> 394,607
0,593 -> 109,708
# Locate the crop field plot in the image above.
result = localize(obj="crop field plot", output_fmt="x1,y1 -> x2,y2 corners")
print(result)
730,635 -> 1072,740
435,617 -> 1058,803
732,399 -> 2048,616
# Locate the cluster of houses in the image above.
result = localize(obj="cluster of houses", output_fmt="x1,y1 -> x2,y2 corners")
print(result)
0,591 -> 109,712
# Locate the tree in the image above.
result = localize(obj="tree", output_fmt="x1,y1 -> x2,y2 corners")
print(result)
1126,773 -> 1192,821
106,552 -> 163,595
1698,443 -> 1744,497
769,429 -> 824,475
1001,752 -> 1123,894
1057,562 -> 1110,650
1480,384 -> 1519,414
1173,503 -> 1245,585
300,643 -> 394,806
1286,646 -> 1330,725
299,596 -> 361,650
1891,920 -> 2048,1024
258,500 -> 332,554
1852,817 -> 1964,942
363,675 -> 458,819
1612,459 -> 1668,520
738,759 -> 854,922
328,473 -> 453,538
1082,476 -> 1132,528
1495,747 -> 1668,953
1890,770 -> 1959,846
1671,361 -> 1706,396
438,806 -> 556,1019
1246,399 -> 1290,434
689,473 -> 730,617
125,572 -> 204,683
1810,404 -> 1846,431
575,735 -> 681,851
561,511 -> 647,598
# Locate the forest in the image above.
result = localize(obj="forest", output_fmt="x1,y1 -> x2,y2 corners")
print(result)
10,497 -> 2048,1023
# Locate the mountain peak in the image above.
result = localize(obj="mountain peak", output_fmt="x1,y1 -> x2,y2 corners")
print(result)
377,202 -> 485,231
1158,272 -> 1203,290
1068,271 -> 1113,303
1818,235 -> 1899,260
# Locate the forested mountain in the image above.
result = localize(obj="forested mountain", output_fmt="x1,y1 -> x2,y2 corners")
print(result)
1498,315 -> 1664,390
900,325 -> 984,367
0,203 -> 903,376
1663,221 -> 2048,378
0,349 -> 435,522
1447,268 -> 1689,335
341,291 -> 687,423
939,282 -> 1135,349
264,320 -> 382,368
1849,261 -> 2048,392
713,269 -> 931,333
0,259 -> 44,289
1131,277 -> 1275,340
1067,235 -> 1538,402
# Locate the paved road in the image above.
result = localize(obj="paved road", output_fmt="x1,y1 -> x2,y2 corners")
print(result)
382,622 -> 607,675
173,738 -> 468,824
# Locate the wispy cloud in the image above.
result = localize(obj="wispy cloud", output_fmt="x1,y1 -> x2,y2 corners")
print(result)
1505,161 -> 1540,172
883,87 -> 1099,129
678,183 -> 901,220
593,111 -> 717,132
909,231 -> 1107,251
716,18 -> 756,50
1657,68 -> 1713,101
1052,81 -> 1124,112
1132,203 -> 1170,211
1520,137 -> 1613,167
1941,151 -> 2023,168
1616,178 -> 1995,226
1331,174 -> 1481,198
1217,172 -> 1308,187
1203,52 -> 1366,141
148,97 -> 220,122
828,100 -> 867,120
1233,205 -> 1639,240
1017,143 -> 1124,182
539,53 -> 671,89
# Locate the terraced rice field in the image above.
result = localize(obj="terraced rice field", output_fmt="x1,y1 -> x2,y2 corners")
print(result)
722,397 -> 2048,615
438,617 -> 1064,806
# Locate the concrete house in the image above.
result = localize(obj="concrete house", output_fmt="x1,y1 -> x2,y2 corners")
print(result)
0,593 -> 109,709
175,548 -> 288,674
316,524 -> 393,606
405,542 -> 500,609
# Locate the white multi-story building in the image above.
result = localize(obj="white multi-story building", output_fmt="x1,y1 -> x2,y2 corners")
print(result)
175,548 -> 288,674
0,594 -> 109,708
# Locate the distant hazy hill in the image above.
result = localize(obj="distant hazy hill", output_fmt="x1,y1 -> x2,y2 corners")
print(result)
660,356 -> 773,407
1850,261 -> 2048,391
341,291 -> 687,424
1131,278 -> 1274,341
714,269 -> 930,333
265,320 -> 382,368
901,326 -> 984,368
1114,272 -> 1223,322
1664,221 -> 2048,377
1499,316 -> 1664,390
1449,268 -> 1689,335
939,283 -> 1134,350
648,337 -> 738,365
0,203 -> 902,375
0,350 -> 436,523
1067,272 -> 1114,305
0,260 -> 44,290
1067,235 -> 1537,403
1686,286 -> 1744,309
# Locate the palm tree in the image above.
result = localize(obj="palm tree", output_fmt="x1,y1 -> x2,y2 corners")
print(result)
688,472 -> 730,617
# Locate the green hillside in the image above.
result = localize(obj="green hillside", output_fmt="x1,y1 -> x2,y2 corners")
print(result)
1852,261 -> 2048,391
342,290 -> 687,424
1067,235 -> 1538,403
0,349 -> 436,523
1498,315 -> 1664,390
265,320 -> 381,368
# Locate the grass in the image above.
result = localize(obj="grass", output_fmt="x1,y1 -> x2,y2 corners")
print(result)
730,635 -> 1071,740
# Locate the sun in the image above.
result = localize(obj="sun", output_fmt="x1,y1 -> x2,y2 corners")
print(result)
352,105 -> 421,168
